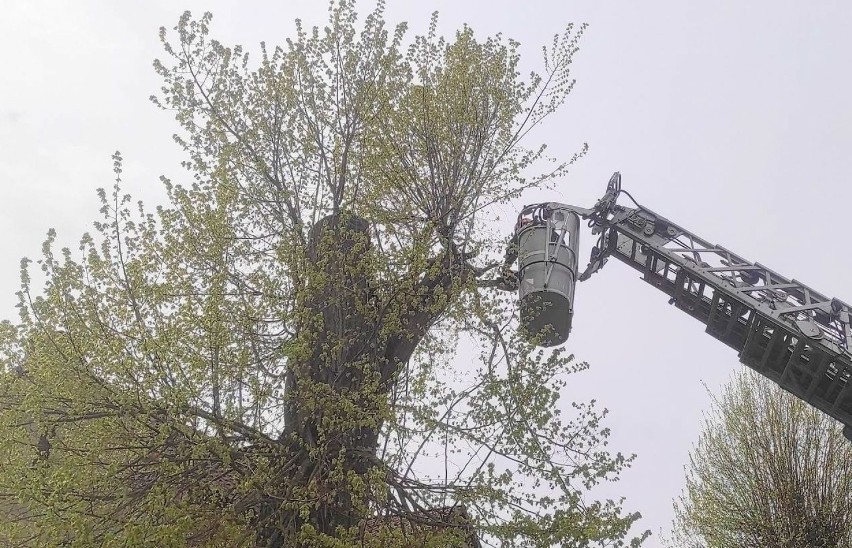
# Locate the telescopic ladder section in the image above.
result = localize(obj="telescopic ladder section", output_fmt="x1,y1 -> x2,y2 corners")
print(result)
605,204 -> 852,433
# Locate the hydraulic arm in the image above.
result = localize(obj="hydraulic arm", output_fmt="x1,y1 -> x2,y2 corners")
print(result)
503,173 -> 852,437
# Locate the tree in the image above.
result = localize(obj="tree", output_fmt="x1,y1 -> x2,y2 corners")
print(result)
670,371 -> 852,548
0,2 -> 649,546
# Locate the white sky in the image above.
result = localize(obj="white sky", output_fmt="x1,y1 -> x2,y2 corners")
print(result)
2,1 -> 851,545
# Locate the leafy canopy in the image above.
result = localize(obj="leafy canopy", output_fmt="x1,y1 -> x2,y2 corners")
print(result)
670,372 -> 852,548
0,2 -> 648,547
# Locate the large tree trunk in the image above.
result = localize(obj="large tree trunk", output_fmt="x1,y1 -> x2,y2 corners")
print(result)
255,214 -> 461,546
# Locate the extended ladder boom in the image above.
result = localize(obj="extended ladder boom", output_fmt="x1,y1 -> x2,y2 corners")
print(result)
526,173 -> 852,435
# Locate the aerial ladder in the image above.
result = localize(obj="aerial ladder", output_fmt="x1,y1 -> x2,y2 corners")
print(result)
500,173 -> 852,440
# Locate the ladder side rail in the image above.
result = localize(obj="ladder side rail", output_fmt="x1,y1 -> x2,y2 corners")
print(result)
607,206 -> 852,350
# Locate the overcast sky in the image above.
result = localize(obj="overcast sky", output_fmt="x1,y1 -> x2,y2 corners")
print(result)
2,1 -> 851,545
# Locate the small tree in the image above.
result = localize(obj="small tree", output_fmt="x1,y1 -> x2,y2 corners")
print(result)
0,2 -> 648,546
671,371 -> 852,548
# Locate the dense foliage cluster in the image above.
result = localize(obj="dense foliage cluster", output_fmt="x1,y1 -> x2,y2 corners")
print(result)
671,372 -> 852,548
0,2 -> 647,546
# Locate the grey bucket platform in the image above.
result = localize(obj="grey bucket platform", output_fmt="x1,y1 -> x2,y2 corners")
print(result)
517,211 -> 580,346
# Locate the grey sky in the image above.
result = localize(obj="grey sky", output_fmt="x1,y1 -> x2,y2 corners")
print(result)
2,1 -> 851,544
